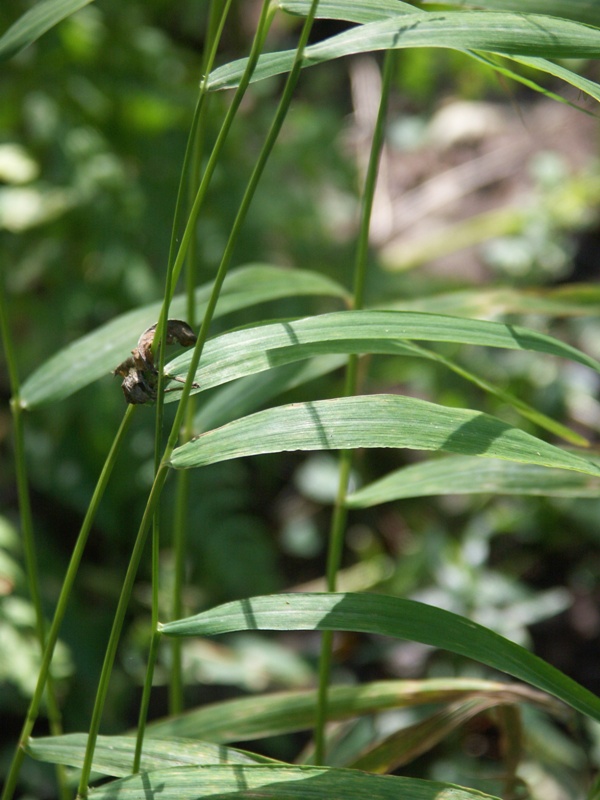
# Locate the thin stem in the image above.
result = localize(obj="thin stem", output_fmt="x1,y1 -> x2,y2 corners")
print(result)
169,0 -> 232,719
77,461 -> 169,798
79,3 -> 277,792
0,277 -> 68,800
1,406 -> 135,800
314,49 -> 396,766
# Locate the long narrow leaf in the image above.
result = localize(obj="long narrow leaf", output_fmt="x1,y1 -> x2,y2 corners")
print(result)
169,310 -> 594,444
169,394 -> 600,476
80,763 -> 501,799
208,13 -> 600,91
346,456 -> 600,507
147,679 -> 562,742
165,310 -> 600,391
0,0 -> 94,61
26,734 -> 272,777
432,0 -> 600,27
281,0 -> 415,22
350,696 -> 516,772
160,592 -> 600,723
383,284 -> 600,317
282,2 -> 600,107
194,355 -> 348,431
284,0 -> 600,28
19,266 -> 347,408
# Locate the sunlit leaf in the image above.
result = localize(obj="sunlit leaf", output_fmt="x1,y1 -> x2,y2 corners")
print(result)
281,1 -> 600,106
166,310 -> 600,393
346,456 -> 600,507
0,0 -> 94,61
208,13 -> 600,91
281,0 -> 416,22
19,266 -> 348,409
194,355 -> 347,431
166,310 -> 595,444
430,0 -> 600,27
26,734 -> 272,777
83,763 -> 501,799
161,592 -> 600,723
284,0 -> 600,28
382,283 -> 600,317
169,394 -> 600,477
147,679 -> 563,742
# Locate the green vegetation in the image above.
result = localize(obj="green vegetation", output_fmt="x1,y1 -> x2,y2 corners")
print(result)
2,1 -> 600,798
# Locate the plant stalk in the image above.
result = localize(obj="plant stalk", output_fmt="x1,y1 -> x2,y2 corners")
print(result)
314,49 -> 396,766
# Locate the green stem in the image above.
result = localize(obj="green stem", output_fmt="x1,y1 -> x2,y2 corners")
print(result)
79,2 -> 277,791
169,0 -> 232,719
314,49 -> 396,766
0,406 -> 135,800
77,461 -> 169,797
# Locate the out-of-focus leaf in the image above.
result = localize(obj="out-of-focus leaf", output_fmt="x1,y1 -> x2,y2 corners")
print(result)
349,696 -> 517,773
0,0 -> 94,61
147,679 -> 563,742
430,0 -> 600,27
208,13 -> 600,91
160,592 -> 600,723
346,456 -> 600,507
26,734 -> 273,776
81,763 -> 502,799
382,284 -> 600,317
169,394 -> 600,476
19,266 -> 348,408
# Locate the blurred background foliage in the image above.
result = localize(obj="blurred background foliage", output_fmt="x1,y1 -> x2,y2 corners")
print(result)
2,1 -> 600,797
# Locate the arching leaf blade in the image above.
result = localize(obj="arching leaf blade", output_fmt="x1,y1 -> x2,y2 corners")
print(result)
19,266 -> 347,409
166,309 -> 600,393
160,592 -> 600,723
283,0 -> 600,28
0,0 -> 94,61
208,13 -> 600,91
146,678 -> 562,743
194,355 -> 347,432
169,394 -> 600,477
346,455 -> 600,507
80,763 -> 501,800
26,734 -> 271,777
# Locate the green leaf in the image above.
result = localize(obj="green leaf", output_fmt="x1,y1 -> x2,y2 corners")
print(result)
19,265 -> 348,409
431,0 -> 600,27
26,734 -> 272,777
285,0 -> 600,28
281,0 -> 416,23
169,394 -> 600,476
346,456 -> 600,507
147,679 -> 562,742
506,54 -> 600,104
169,309 -> 594,444
349,696 -> 516,772
195,355 -> 347,431
165,311 -> 600,392
281,2 -> 600,106
160,592 -> 600,723
398,340 -> 588,447
208,13 -> 600,91
383,283 -> 600,317
80,763 -> 501,799
0,0 -> 94,61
